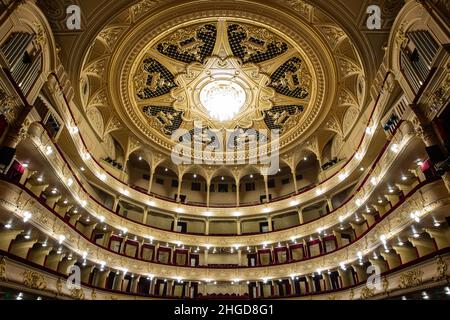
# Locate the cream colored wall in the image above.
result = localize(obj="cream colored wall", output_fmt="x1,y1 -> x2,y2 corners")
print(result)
207,253 -> 239,265
209,221 -> 237,234
302,203 -> 326,223
151,175 -> 176,199
146,212 -> 173,230
241,219 -> 265,234
273,212 -> 299,230
128,166 -> 149,191
180,218 -> 205,233
180,180 -> 208,204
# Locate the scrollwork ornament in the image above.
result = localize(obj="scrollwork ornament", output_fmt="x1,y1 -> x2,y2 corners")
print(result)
360,286 -> 375,299
23,270 -> 47,290
0,257 -> 7,282
56,277 -> 63,295
435,256 -> 448,281
382,277 -> 389,295
70,288 -> 85,300
398,269 -> 423,288
349,288 -> 354,300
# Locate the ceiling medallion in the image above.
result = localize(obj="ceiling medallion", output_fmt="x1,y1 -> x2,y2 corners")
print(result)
134,20 -> 312,134
199,80 -> 246,122
171,55 -> 275,129
126,19 -> 319,160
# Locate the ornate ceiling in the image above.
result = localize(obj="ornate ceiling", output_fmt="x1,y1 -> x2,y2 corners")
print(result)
36,0 -> 404,165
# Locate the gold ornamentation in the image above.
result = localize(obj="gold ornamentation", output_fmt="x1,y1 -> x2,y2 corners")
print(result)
349,288 -> 354,300
396,22 -> 409,48
339,58 -> 360,77
56,277 -> 63,295
0,88 -> 15,121
284,0 -> 313,17
382,277 -> 389,295
23,270 -> 47,290
231,25 -> 285,61
33,22 -> 46,48
158,25 -> 214,61
360,286 -> 375,299
91,289 -> 97,300
98,27 -> 124,49
320,26 -> 345,49
271,57 -> 310,92
435,256 -> 448,280
429,62 -> 450,114
398,269 -> 423,288
131,0 -> 160,19
267,110 -> 292,126
0,257 -> 7,282
70,288 -> 85,300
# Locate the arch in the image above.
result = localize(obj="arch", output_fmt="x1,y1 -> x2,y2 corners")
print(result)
181,165 -> 208,182
209,166 -> 236,182
11,2 -> 58,81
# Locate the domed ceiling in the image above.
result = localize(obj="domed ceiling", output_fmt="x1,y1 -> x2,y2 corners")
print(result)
42,0 -> 391,167
129,19 -> 317,159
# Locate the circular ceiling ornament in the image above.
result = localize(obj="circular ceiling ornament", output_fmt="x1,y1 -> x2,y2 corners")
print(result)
88,4 -> 365,162
200,80 -> 246,122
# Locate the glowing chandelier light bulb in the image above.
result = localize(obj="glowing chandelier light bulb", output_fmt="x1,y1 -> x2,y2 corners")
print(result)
200,80 -> 246,121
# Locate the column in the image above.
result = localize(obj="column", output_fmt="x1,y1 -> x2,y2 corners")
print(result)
149,278 -> 155,295
395,183 -> 413,196
297,207 -> 304,224
380,251 -> 401,269
147,169 -> 155,194
291,169 -> 298,193
392,245 -> 419,264
237,249 -> 242,266
205,219 -> 209,235
236,181 -> 240,206
267,215 -> 273,232
322,272 -> 332,291
362,213 -> 376,227
263,175 -> 270,203
131,276 -> 140,294
425,228 -> 450,250
351,264 -> 368,283
176,176 -> 183,202
333,230 -> 343,248
113,272 -> 124,291
204,249 -> 209,265
409,236 -> 436,257
326,197 -> 333,212
2,107 -> 32,148
305,275 -> 314,293
206,181 -> 211,207
236,219 -> 241,235
173,216 -> 179,231
142,207 -> 148,225
112,197 -> 120,213
337,269 -> 353,287
411,103 -> 450,192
